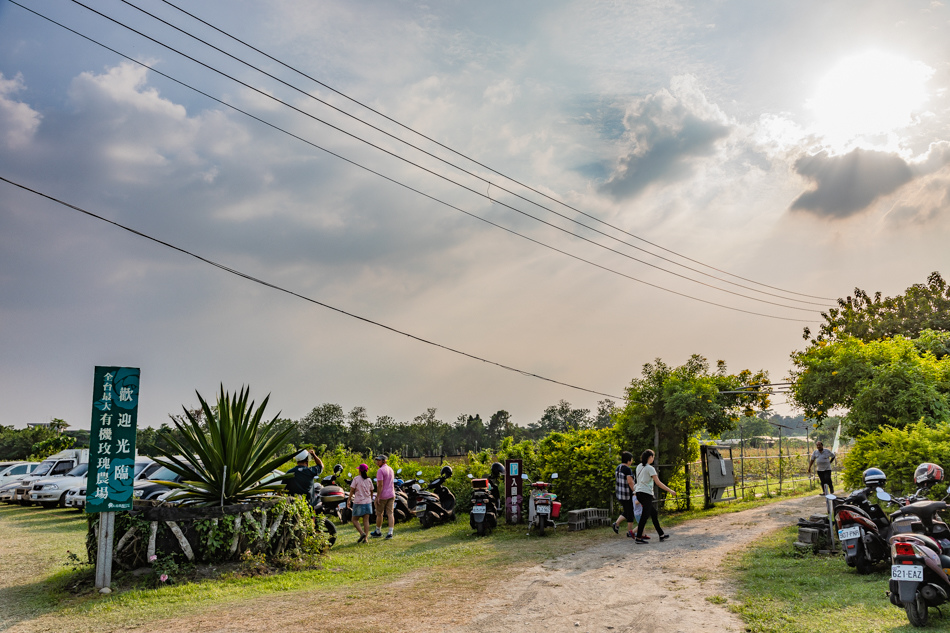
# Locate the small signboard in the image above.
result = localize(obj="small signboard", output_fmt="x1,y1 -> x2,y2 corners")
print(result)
85,367 -> 140,514
504,458 -> 523,524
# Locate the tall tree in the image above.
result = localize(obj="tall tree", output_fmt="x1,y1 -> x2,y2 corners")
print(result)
614,355 -> 769,485
804,271 -> 950,344
789,332 -> 950,436
298,403 -> 347,450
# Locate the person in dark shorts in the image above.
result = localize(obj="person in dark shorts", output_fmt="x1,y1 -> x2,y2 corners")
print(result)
611,451 -> 642,538
285,448 -> 324,504
808,441 -> 837,493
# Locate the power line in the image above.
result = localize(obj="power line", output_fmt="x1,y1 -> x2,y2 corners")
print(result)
111,0 -> 829,309
0,174 -> 626,400
156,0 -> 835,303
58,0 -> 821,314
7,0 -> 818,323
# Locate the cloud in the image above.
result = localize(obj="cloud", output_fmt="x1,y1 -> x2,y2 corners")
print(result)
0,72 -> 41,148
790,148 -> 914,218
599,75 -> 731,200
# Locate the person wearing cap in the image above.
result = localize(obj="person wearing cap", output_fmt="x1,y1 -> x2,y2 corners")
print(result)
347,463 -> 375,543
370,454 -> 395,539
285,448 -> 324,505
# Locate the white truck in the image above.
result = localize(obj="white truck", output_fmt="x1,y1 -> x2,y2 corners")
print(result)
10,449 -> 89,506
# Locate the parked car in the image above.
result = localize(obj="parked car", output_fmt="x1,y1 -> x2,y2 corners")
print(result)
12,450 -> 89,505
62,459 -> 161,510
0,480 -> 22,503
27,463 -> 90,509
0,462 -> 39,486
133,464 -> 188,501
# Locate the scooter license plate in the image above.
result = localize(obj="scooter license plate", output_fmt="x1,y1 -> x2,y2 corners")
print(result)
838,526 -> 861,540
414,504 -> 426,513
536,505 -> 550,514
892,565 -> 924,581
472,505 -> 487,514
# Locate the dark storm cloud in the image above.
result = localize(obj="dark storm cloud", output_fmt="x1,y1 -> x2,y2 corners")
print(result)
790,148 -> 913,218
599,83 -> 731,200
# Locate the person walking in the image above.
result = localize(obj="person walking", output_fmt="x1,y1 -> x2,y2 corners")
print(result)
370,454 -> 396,539
808,440 -> 837,493
285,448 -> 324,505
634,449 -> 676,544
611,451 -> 642,538
347,463 -> 375,543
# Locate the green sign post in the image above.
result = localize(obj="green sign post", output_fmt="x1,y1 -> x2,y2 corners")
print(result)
86,366 -> 140,592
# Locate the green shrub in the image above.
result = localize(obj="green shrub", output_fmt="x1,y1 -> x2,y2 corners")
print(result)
535,428 -> 621,511
843,420 -> 950,495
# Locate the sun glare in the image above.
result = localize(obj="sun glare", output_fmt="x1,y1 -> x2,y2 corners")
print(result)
807,50 -> 933,152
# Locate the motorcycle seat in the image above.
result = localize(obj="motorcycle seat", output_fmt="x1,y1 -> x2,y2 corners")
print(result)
893,501 -> 949,529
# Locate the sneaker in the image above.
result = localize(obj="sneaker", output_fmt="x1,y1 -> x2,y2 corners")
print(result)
659,533 -> 670,541
612,523 -> 619,534
357,534 -> 367,543
385,533 -> 393,540
642,534 -> 651,539
370,530 -> 382,538
635,538 -> 648,544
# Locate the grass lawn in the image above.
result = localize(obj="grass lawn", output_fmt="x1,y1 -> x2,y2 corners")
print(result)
0,484 -> 824,631
730,526 -> 949,632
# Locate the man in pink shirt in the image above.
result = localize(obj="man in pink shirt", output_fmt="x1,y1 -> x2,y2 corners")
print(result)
371,454 -> 396,539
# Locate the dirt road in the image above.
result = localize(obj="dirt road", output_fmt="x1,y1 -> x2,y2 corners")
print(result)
71,495 -> 825,633
463,495 -> 826,633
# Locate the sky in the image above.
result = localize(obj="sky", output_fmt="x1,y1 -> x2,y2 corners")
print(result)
1,0 -> 948,431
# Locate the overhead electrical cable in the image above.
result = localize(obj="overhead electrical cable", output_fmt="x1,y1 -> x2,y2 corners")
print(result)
52,0 -> 819,314
0,174 -> 627,399
8,0 -> 817,322
112,0 -> 827,308
157,0 -> 835,303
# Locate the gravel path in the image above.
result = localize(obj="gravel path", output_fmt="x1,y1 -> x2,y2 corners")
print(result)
462,495 -> 827,633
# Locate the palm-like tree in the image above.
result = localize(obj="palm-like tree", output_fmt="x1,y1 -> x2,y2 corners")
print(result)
154,385 -> 295,506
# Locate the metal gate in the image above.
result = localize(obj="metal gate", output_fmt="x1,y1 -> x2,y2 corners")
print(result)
701,444 -> 737,507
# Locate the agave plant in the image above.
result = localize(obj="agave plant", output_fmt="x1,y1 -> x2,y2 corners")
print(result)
153,385 -> 295,506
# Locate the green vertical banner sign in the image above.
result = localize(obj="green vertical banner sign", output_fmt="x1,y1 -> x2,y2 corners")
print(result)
86,367 -> 140,514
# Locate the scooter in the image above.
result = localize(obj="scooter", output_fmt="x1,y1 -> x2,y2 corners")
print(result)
413,466 -> 457,529
832,474 -> 894,573
467,471 -> 501,536
887,496 -> 950,626
526,473 -> 560,536
468,462 -> 504,536
886,462 -> 950,627
311,464 -> 347,546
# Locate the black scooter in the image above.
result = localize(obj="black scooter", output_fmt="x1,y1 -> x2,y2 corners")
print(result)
413,466 -> 456,529
468,462 -> 504,536
832,487 -> 894,573
312,464 -> 346,546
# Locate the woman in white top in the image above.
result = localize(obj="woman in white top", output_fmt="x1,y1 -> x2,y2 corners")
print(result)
634,449 -> 676,544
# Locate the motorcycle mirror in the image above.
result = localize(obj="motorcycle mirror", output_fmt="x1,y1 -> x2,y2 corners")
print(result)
467,473 -> 473,479
373,478 -> 378,482
521,473 -> 528,480
348,473 -> 352,478
397,468 -> 402,474
876,488 -> 892,502
419,479 -> 426,484
551,473 -> 558,479
823,493 -> 836,500
416,471 -> 423,476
